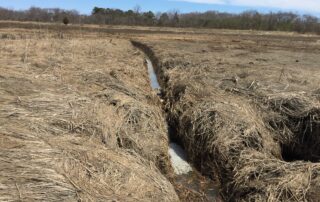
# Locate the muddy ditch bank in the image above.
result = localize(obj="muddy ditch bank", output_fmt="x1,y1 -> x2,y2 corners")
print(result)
131,40 -> 320,201
133,41 -> 222,201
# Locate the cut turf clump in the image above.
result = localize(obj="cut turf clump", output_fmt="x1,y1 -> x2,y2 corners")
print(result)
265,93 -> 320,162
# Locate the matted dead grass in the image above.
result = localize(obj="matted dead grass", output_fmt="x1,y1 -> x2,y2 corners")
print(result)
132,31 -> 320,201
2,23 -> 320,201
0,30 -> 178,201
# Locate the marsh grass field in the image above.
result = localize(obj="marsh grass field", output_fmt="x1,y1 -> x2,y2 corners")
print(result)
0,22 -> 320,201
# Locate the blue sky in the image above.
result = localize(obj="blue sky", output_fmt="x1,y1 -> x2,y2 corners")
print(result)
0,0 -> 319,16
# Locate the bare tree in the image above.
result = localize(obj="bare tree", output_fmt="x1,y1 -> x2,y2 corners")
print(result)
133,5 -> 141,14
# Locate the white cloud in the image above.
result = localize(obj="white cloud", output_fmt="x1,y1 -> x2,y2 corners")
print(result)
176,0 -> 320,13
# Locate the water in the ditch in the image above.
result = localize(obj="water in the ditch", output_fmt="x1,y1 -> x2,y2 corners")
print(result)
146,58 -> 219,201
146,58 -> 160,90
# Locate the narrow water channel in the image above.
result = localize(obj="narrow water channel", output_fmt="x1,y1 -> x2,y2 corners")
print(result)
146,57 -> 220,201
147,58 -> 193,175
146,58 -> 160,90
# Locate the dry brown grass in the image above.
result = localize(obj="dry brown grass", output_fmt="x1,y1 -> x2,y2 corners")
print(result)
0,29 -> 179,201
2,22 -> 320,201
132,30 -> 320,201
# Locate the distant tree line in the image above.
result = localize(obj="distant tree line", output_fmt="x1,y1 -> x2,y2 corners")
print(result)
179,11 -> 320,34
0,6 -> 319,34
0,7 -> 81,23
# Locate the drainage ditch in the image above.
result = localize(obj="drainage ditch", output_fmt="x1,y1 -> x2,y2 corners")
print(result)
138,43 -> 220,201
132,40 -> 320,201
